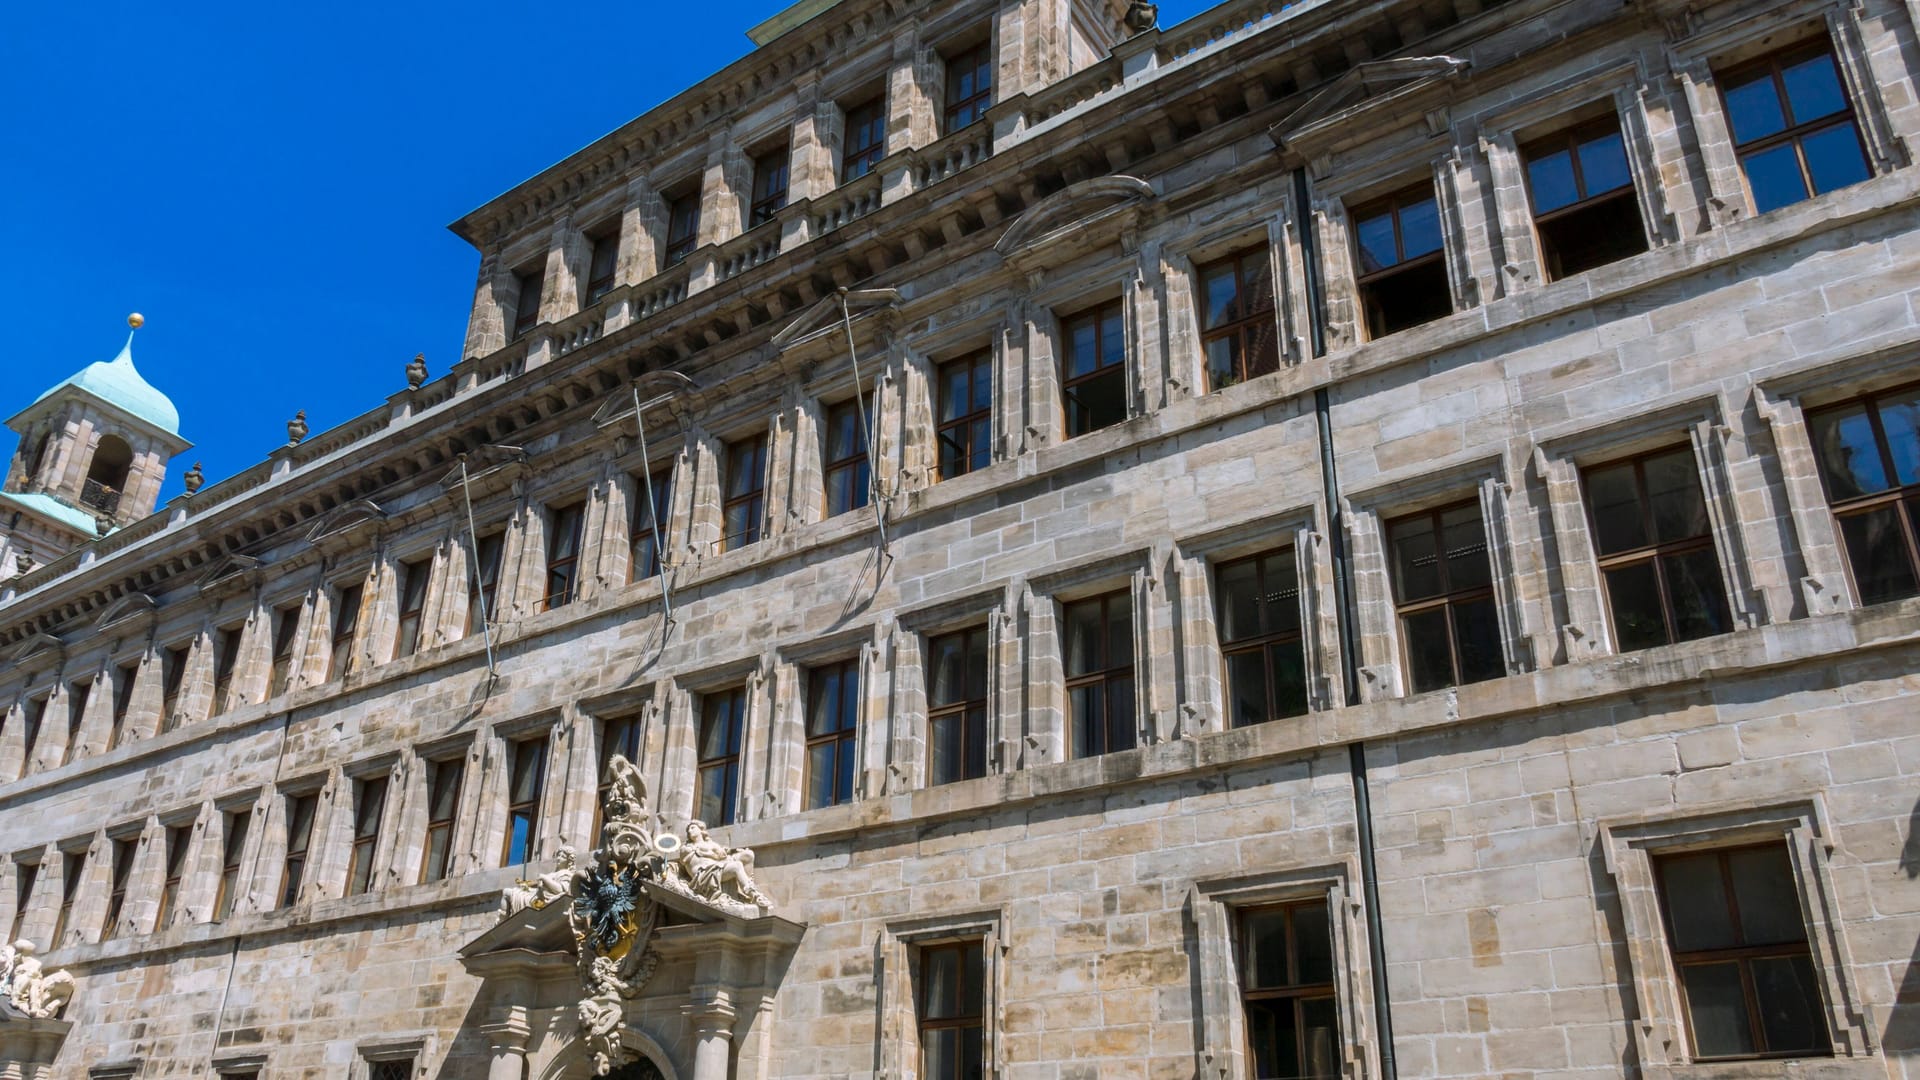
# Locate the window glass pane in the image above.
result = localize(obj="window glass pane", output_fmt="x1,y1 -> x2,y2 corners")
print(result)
1300,996 -> 1340,1078
1293,902 -> 1333,984
1802,121 -> 1871,196
1723,72 -> 1788,144
1389,515 -> 1441,601
1402,608 -> 1454,694
960,1027 -> 984,1077
1451,597 -> 1506,685
1751,954 -> 1831,1054
965,629 -> 990,698
1226,649 -> 1270,728
1681,961 -> 1757,1058
1577,128 -> 1633,196
1105,596 -> 1132,671
940,364 -> 969,422
1664,548 -> 1733,643
924,1028 -> 958,1078
1099,309 -> 1125,369
1107,677 -> 1136,753
1808,403 -> 1892,497
930,713 -> 962,784
1246,997 -> 1299,1079
507,813 -> 533,865
1205,337 -> 1241,390
1243,908 -> 1291,988
1742,143 -> 1811,214
1837,506 -> 1920,604
1780,51 -> 1848,124
1661,851 -> 1736,950
963,706 -> 989,779
1727,846 -> 1807,946
971,358 -> 993,413
924,947 -> 958,1018
1202,263 -> 1239,329
1643,449 -> 1709,543
1355,211 -> 1398,273
930,636 -> 964,706
1605,561 -> 1670,650
697,766 -> 731,826
1070,683 -> 1103,757
1268,641 -> 1309,720
1067,317 -> 1099,377
1218,559 -> 1262,642
1586,462 -> 1648,555
1241,250 -> 1275,310
1268,552 -> 1301,636
1881,392 -> 1920,484
1398,196 -> 1442,259
1439,503 -> 1491,591
1064,599 -> 1101,677
1526,147 -> 1579,214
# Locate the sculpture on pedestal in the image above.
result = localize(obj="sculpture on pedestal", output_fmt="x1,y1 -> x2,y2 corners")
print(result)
0,941 -> 75,1019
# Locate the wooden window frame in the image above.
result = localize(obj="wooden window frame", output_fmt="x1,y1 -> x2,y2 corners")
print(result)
805,658 -> 861,810
1804,381 -> 1920,605
419,757 -> 465,884
154,825 -> 190,931
630,466 -> 674,581
214,810 -> 250,921
279,792 -> 318,909
696,688 -> 746,827
50,850 -> 84,947
843,97 -> 887,180
345,776 -> 389,897
329,583 -> 364,682
1215,548 -> 1309,727
584,222 -> 620,305
1385,501 -> 1501,692
1196,246 -> 1280,390
824,395 -> 873,518
502,736 -> 549,868
664,192 -> 700,267
722,433 -> 769,552
268,604 -> 301,697
1350,184 -> 1450,340
1060,299 -> 1128,438
1717,40 -> 1870,211
101,837 -> 135,940
1653,843 -> 1831,1061
942,42 -> 993,134
1237,899 -> 1341,1079
394,558 -> 431,659
1062,591 -> 1135,759
936,352 -> 992,480
750,146 -> 790,228
1580,445 -> 1732,650
543,501 -> 587,611
1519,116 -> 1649,280
210,623 -> 243,716
511,267 -> 543,340
926,626 -> 990,786
468,531 -> 505,636
917,939 -> 986,1080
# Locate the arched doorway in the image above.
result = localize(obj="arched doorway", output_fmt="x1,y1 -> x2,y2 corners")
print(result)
83,434 -> 133,513
603,1060 -> 665,1080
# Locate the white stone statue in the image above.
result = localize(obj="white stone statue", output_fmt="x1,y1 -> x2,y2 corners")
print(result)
6,941 -> 74,1019
500,847 -> 580,916
672,821 -> 771,912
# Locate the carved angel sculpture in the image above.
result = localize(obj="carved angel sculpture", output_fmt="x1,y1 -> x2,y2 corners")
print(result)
676,821 -> 772,910
501,846 -> 580,917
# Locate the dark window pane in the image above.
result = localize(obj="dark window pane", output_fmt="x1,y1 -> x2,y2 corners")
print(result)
1742,143 -> 1810,214
1526,147 -> 1579,214
1780,51 -> 1848,124
1802,121 -> 1871,196
1246,997 -> 1299,1078
1882,392 -> 1920,485
1243,907 -> 1292,989
1751,955 -> 1831,1054
1401,607 -> 1453,694
1226,649 -> 1269,728
1202,263 -> 1239,328
1398,196 -> 1443,259
1606,561 -> 1670,651
1643,448 -> 1710,543
1587,462 -> 1648,555
1724,73 -> 1788,144
1070,684 -> 1102,757
1354,211 -> 1397,274
1439,503 -> 1491,591
1683,962 -> 1757,1058
1577,129 -> 1633,195
1727,846 -> 1807,947
1064,600 -> 1102,677
1451,597 -> 1505,685
1107,677 -> 1136,752
930,713 -> 962,784
1389,514 -> 1441,601
1809,403 -> 1892,498
1300,996 -> 1340,1078
1664,548 -> 1733,643
1837,507 -> 1920,603
1267,642 -> 1309,721
963,706 -> 989,779
1217,558 -> 1262,641
1293,902 -> 1333,984
1661,852 -> 1736,951
1065,367 -> 1127,435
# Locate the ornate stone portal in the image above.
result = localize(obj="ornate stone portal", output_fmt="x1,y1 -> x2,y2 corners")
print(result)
463,755 -> 799,1079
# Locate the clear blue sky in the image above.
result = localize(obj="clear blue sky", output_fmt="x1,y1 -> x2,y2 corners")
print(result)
1,0 -> 1210,499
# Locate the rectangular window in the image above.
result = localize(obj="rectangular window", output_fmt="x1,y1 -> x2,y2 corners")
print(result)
62,680 -> 91,765
918,940 -> 985,1080
824,396 -> 872,517
1522,116 -> 1649,280
806,659 -> 860,810
394,559 -> 431,659
268,604 -> 300,697
101,837 -> 135,939
368,1061 -> 413,1080
160,643 -> 189,728
1197,247 -> 1279,390
1063,592 -> 1135,758
503,737 -> 547,867
469,531 -> 505,635
329,583 -> 363,681
1239,900 -> 1341,1078
20,694 -> 46,763
697,688 -> 746,827
10,861 -> 38,944
843,97 -> 887,180
936,353 -> 992,480
1655,843 -> 1831,1060
1719,40 -> 1870,215
214,810 -> 250,921
1805,383 -> 1920,605
943,42 -> 993,133
280,792 -> 317,909
1216,548 -> 1309,727
595,716 -> 643,838
750,146 -> 790,228
1582,446 -> 1733,651
585,223 -> 620,304
1061,300 -> 1128,437
926,627 -> 990,785
665,192 -> 700,267
512,267 -> 543,340
210,624 -> 243,716
630,467 -> 674,581
50,850 -> 84,947
1351,184 -> 1451,339
154,824 -> 190,930
723,433 -> 768,551
544,502 -> 586,611
346,776 -> 388,896
108,660 -> 137,750
420,757 -> 465,884
1386,502 -> 1505,693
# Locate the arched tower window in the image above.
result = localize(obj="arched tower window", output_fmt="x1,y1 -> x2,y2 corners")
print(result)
25,430 -> 52,483
82,434 -> 133,514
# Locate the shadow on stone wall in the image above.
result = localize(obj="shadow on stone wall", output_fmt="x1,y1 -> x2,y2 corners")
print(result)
1880,796 -> 1920,1053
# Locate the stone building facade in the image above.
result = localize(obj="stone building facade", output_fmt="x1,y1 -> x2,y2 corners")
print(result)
2,0 -> 1919,1076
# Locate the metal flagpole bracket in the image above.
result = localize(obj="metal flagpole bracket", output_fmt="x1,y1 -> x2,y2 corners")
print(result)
835,287 -> 900,564
594,371 -> 701,650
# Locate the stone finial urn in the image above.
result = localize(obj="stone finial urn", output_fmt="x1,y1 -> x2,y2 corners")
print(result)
287,410 -> 309,447
183,462 -> 205,494
407,353 -> 428,390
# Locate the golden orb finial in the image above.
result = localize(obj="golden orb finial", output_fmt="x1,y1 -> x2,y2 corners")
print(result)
127,313 -> 145,329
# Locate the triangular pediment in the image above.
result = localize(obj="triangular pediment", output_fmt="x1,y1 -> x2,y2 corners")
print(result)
771,288 -> 902,349
195,554 -> 260,588
93,592 -> 157,631
994,175 -> 1154,258
459,895 -> 578,959
591,371 -> 702,432
1269,56 -> 1469,148
435,445 -> 527,493
5,632 -> 64,668
303,499 -> 387,544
